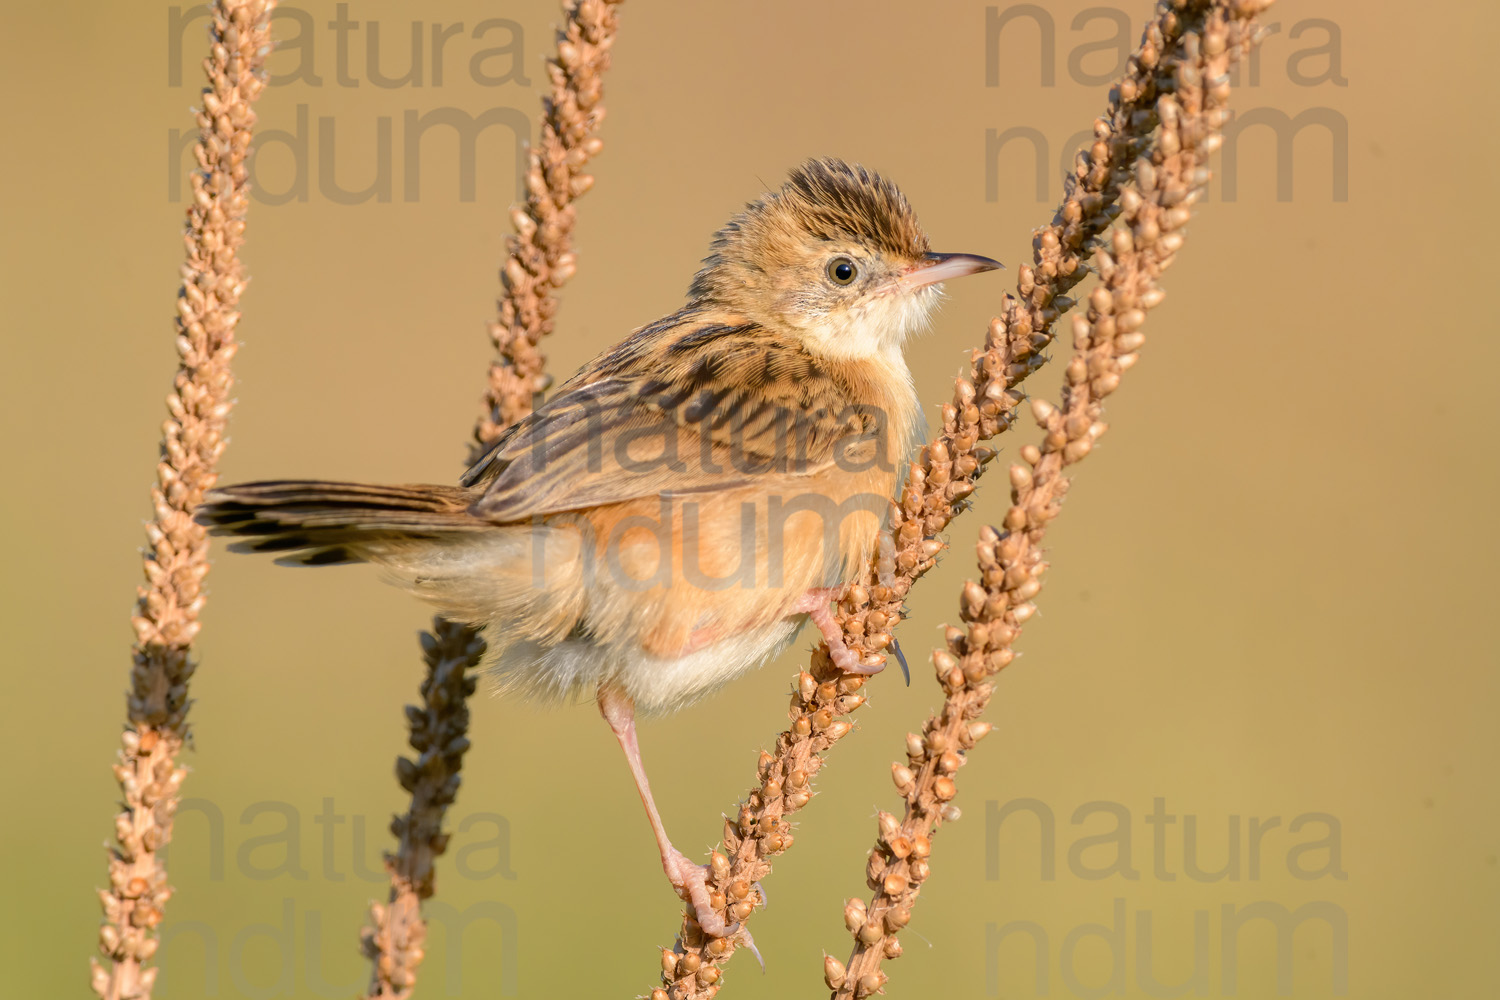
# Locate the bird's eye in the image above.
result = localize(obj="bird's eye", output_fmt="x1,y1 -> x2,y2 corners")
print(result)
827,256 -> 858,286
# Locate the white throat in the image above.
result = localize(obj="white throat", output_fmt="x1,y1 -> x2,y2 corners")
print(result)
794,286 -> 942,363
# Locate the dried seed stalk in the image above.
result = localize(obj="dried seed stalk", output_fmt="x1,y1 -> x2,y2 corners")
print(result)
360,1 -> 622,996
655,0 -> 1273,993
91,3 -> 276,998
470,0 -> 624,457
827,3 -> 1275,996
359,622 -> 485,997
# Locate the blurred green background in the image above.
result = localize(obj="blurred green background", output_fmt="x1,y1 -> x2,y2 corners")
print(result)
3,0 -> 1496,996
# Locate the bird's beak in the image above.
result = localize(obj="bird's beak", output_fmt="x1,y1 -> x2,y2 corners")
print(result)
899,251 -> 1005,291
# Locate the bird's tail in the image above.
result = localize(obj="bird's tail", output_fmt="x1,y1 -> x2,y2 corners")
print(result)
196,480 -> 487,567
199,479 -> 587,639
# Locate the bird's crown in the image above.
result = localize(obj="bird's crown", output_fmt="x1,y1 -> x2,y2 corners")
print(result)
688,158 -> 930,306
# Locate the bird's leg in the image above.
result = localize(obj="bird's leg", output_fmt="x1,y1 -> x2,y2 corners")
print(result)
597,683 -> 734,937
792,587 -> 884,675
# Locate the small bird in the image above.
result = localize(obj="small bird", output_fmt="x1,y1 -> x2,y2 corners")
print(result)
199,157 -> 1000,937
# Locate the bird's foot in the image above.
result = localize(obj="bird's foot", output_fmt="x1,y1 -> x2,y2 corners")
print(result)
793,589 -> 885,676
664,848 -> 735,938
827,637 -> 882,674
663,851 -> 764,967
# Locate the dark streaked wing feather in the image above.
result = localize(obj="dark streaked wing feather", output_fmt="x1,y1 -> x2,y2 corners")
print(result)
463,312 -> 868,524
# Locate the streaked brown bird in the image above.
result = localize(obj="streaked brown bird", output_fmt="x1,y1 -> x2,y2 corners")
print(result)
198,157 -> 1001,937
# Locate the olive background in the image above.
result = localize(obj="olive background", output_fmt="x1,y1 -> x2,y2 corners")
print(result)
3,1 -> 1496,997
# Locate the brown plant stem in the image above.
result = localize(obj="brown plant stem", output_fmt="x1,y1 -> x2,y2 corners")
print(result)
654,1 -> 1272,995
359,621 -> 486,996
826,3 -> 1275,996
469,0 -> 623,458
359,1 -> 623,996
91,3 -> 276,998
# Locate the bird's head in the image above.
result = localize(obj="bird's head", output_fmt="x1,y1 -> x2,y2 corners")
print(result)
688,157 -> 1002,361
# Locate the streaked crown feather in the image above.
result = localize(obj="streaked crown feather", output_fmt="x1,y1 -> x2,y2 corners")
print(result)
688,158 -> 930,304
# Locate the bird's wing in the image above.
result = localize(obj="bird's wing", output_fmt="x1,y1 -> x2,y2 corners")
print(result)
462,312 -> 879,523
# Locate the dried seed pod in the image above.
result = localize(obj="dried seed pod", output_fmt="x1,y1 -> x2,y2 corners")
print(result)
865,851 -> 884,890
844,897 -> 868,933
824,955 -> 847,990
798,671 -> 817,701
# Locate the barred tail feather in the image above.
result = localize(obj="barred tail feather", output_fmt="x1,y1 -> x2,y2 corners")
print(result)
196,480 -> 486,567
197,480 -> 589,651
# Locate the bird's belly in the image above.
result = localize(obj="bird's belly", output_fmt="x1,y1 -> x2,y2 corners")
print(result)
477,467 -> 895,712
486,614 -> 801,716
618,616 -> 803,715
573,469 -> 891,650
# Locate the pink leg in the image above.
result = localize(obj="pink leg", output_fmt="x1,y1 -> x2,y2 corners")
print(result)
792,587 -> 885,675
597,684 -> 735,937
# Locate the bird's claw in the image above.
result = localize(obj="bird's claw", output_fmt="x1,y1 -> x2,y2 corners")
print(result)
832,642 -> 886,675
828,643 -> 865,673
664,849 -> 735,938
739,923 -> 765,972
796,587 -> 886,676
662,852 -> 765,970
